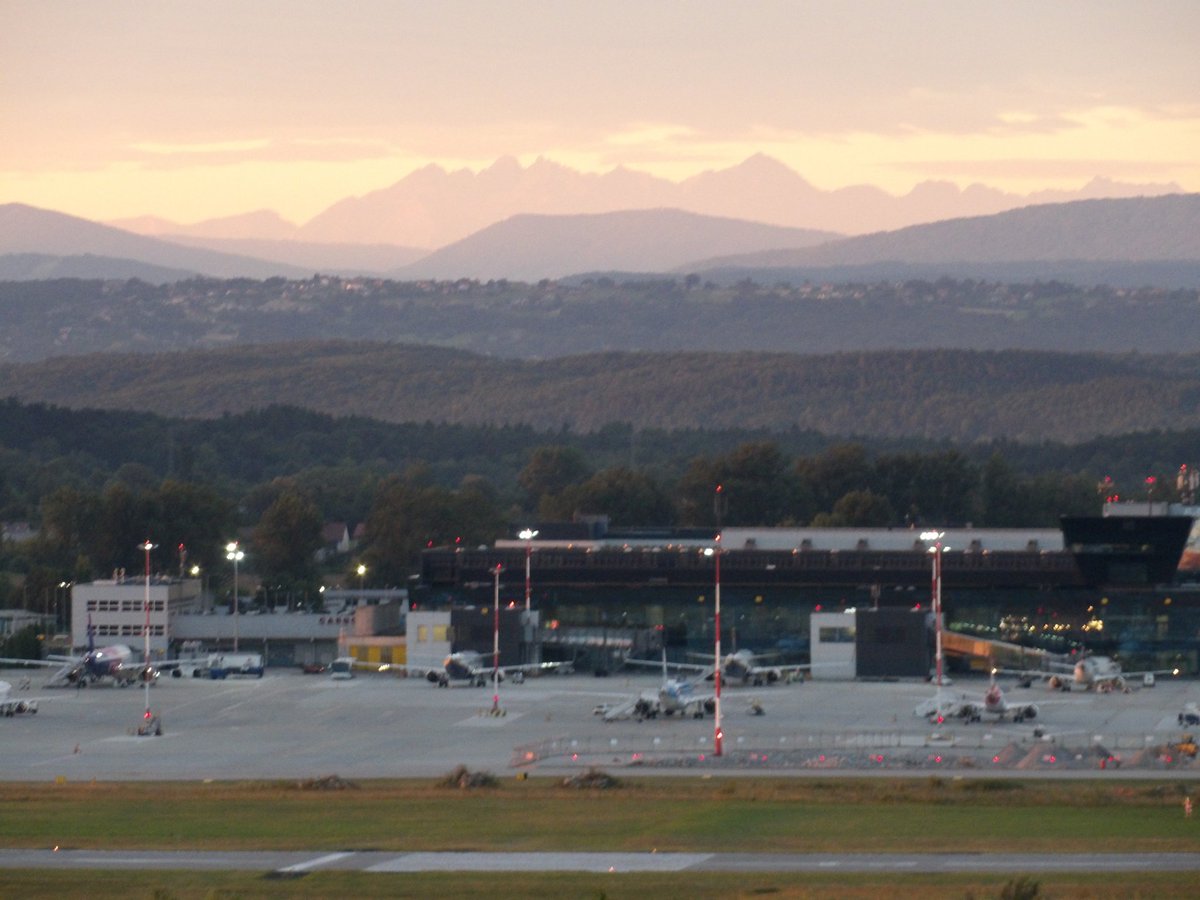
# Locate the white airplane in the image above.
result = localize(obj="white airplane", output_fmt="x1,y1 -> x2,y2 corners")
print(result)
914,672 -> 1041,725
600,652 -> 715,721
0,620 -> 159,688
716,649 -> 813,686
654,648 -> 811,686
1005,655 -> 1180,693
422,650 -> 573,687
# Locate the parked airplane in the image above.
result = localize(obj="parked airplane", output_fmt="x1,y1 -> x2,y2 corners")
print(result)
422,651 -> 573,687
599,652 -> 715,721
1005,655 -> 1180,693
649,648 -> 810,686
914,672 -> 1041,725
0,622 -> 158,688
716,649 -> 812,686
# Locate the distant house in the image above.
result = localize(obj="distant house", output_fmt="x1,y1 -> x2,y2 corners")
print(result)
0,608 -> 47,637
316,522 -> 353,562
1,522 -> 37,544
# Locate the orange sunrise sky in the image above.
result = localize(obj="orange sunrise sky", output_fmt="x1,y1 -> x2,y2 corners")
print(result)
3,0 -> 1198,225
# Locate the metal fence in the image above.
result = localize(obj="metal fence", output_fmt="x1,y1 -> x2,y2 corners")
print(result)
512,728 -> 1199,773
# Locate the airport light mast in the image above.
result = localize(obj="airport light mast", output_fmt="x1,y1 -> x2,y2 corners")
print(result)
519,528 -> 538,666
713,532 -> 723,757
703,532 -> 724,756
519,529 -> 538,612
138,539 -> 156,723
492,564 -> 503,715
225,541 -> 244,652
921,531 -> 946,689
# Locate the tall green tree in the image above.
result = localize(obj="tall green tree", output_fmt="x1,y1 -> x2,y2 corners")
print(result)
980,453 -> 1025,526
814,489 -> 895,527
517,446 -> 591,515
363,471 -> 507,584
677,442 -> 809,527
554,466 -> 675,525
795,443 -> 874,513
252,489 -> 323,592
155,480 -> 235,575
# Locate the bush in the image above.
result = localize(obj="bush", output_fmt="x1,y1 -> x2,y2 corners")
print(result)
438,765 -> 499,789
560,768 -> 620,790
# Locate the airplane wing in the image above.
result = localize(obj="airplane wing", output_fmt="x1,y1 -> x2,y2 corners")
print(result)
0,656 -> 70,669
747,663 -> 814,682
1118,666 -> 1181,681
600,693 -> 649,722
624,657 -> 712,676
498,660 -> 574,677
914,689 -> 977,721
994,666 -> 1075,690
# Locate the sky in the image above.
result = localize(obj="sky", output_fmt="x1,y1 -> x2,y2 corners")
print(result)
3,0 -> 1199,225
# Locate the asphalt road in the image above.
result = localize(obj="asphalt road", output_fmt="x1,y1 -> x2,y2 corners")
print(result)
2,666 -> 1199,781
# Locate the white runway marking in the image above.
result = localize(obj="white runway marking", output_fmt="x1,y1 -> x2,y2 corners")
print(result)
278,852 -> 353,873
457,711 -> 525,726
368,852 -> 713,872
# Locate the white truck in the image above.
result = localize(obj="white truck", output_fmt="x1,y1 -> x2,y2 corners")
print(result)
171,652 -> 265,679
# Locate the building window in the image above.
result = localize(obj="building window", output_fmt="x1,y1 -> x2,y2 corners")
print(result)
819,626 -> 856,644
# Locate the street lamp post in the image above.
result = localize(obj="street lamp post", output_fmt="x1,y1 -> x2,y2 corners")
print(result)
704,537 -> 724,758
518,528 -> 538,664
713,535 -> 723,757
491,564 -> 503,714
518,528 -> 538,612
57,581 -> 70,634
921,530 -> 946,689
138,540 -> 155,723
225,541 -> 244,653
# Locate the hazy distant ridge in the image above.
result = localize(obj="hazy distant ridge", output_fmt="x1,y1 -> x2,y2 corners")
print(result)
393,208 -> 839,280
692,194 -> 1200,270
5,191 -> 1199,284
0,204 -> 311,280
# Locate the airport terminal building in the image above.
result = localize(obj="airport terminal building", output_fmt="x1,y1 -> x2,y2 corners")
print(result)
415,513 -> 1200,676
62,509 -> 1200,677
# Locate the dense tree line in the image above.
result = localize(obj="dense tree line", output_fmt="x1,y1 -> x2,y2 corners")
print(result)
6,343 -> 1200,442
2,398 -> 1195,614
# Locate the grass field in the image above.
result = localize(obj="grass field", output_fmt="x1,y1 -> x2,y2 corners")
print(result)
1,774 -> 1198,898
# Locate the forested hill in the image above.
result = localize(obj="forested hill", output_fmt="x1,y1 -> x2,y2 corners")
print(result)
3,343 -> 1199,443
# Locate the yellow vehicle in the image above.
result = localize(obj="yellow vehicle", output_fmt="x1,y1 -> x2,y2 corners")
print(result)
1171,734 -> 1198,759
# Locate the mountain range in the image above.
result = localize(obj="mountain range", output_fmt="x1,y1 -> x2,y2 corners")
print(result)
110,154 -> 1183,247
4,192 -> 1200,286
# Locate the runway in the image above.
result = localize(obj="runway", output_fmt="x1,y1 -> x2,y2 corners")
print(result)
1,848 -> 1198,874
2,665 -> 1198,781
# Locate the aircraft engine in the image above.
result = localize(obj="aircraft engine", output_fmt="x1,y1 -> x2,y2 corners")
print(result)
426,671 -> 441,684
765,669 -> 781,684
703,698 -> 716,714
1018,704 -> 1038,721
